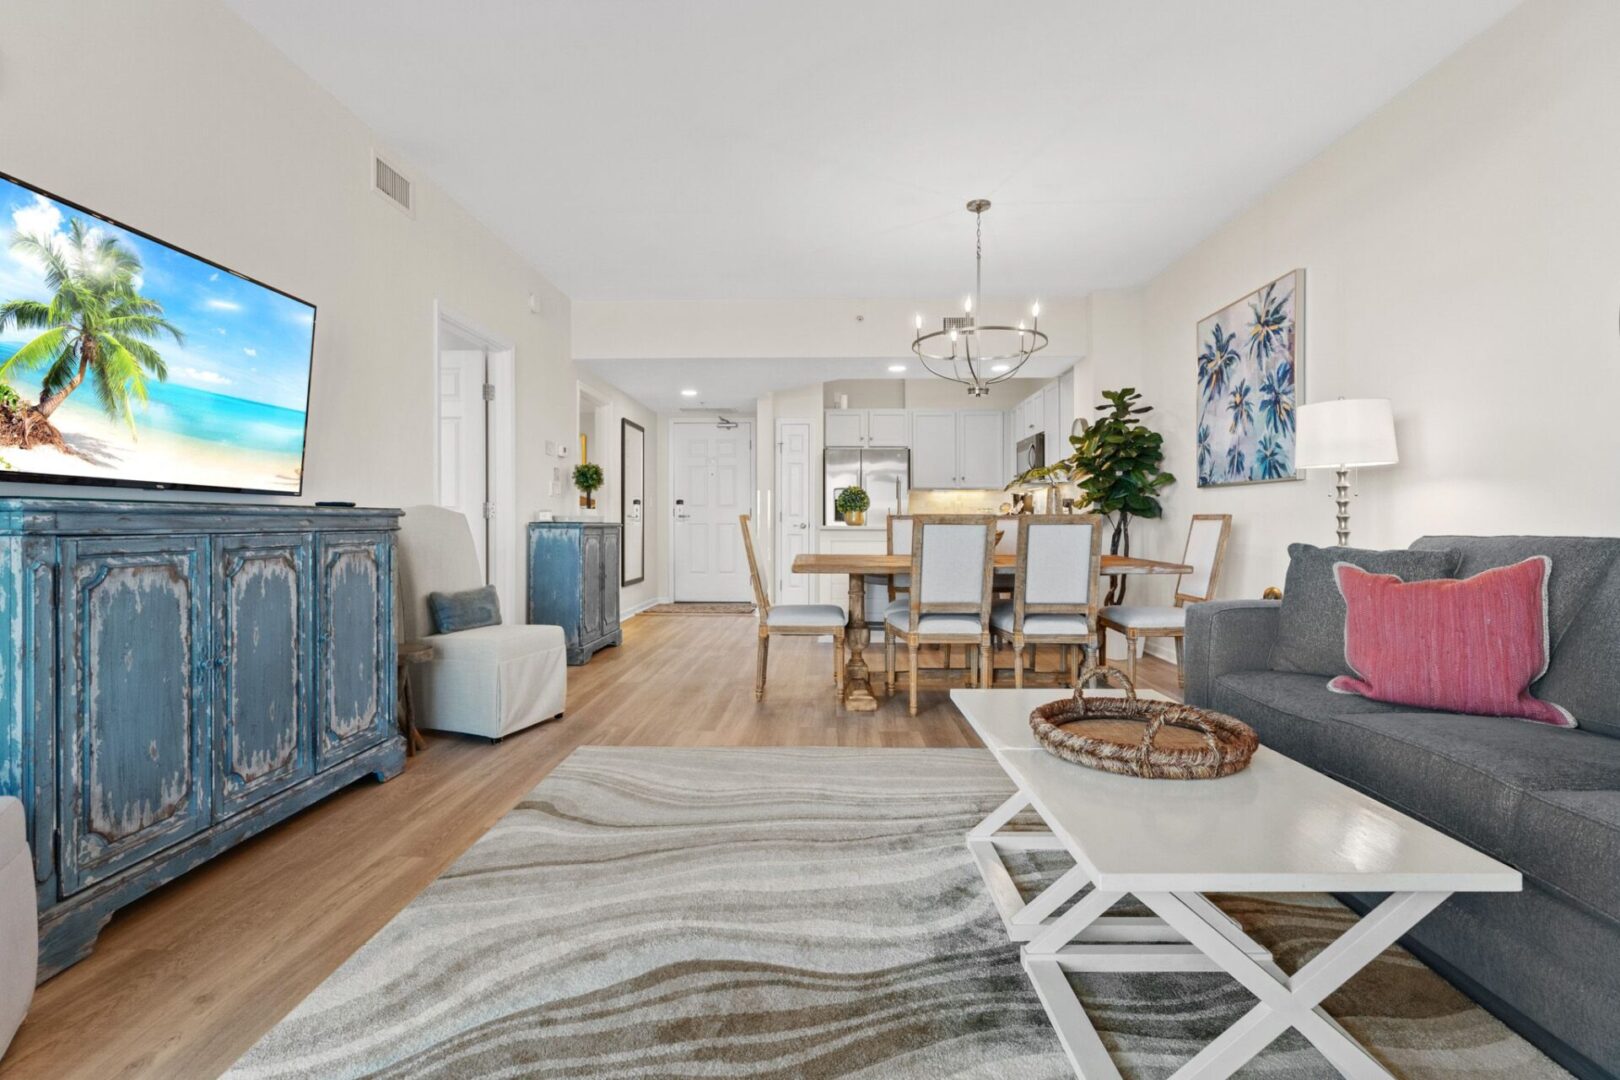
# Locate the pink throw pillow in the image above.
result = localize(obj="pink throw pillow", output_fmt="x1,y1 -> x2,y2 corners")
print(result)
1328,556 -> 1575,727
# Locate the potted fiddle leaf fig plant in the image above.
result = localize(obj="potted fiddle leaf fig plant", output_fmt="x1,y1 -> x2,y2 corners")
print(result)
573,462 -> 604,510
835,485 -> 870,526
1065,387 -> 1175,604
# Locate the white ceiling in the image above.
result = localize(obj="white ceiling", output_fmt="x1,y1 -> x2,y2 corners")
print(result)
226,0 -> 1517,303
580,353 -> 1075,413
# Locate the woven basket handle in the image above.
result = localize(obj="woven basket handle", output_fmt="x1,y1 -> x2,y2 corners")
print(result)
1073,661 -> 1137,716
1137,705 -> 1222,764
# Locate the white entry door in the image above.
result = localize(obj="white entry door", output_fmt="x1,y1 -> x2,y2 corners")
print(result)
437,349 -> 489,578
775,419 -> 813,605
672,420 -> 754,601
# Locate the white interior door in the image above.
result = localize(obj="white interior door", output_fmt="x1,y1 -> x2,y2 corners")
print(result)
437,348 -> 489,578
775,419 -> 813,605
672,420 -> 754,601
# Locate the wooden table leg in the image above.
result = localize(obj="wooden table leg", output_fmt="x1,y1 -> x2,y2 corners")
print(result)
843,573 -> 878,712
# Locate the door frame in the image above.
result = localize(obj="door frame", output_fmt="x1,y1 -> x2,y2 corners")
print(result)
667,417 -> 755,602
774,417 -> 814,604
432,302 -> 517,618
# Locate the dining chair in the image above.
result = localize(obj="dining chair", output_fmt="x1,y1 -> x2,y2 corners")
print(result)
884,514 -> 914,612
738,515 -> 848,705
990,515 -> 1103,688
884,515 -> 997,716
1098,513 -> 1231,687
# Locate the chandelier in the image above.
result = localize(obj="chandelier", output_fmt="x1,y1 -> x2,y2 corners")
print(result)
912,199 -> 1046,396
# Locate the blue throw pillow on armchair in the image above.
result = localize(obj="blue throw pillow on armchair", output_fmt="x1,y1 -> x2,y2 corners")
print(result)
428,585 -> 502,634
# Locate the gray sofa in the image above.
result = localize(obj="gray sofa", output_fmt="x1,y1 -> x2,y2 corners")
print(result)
1186,535 -> 1620,1080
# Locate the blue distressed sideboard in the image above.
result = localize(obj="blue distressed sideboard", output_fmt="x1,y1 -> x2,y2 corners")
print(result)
0,499 -> 403,979
527,521 -> 622,664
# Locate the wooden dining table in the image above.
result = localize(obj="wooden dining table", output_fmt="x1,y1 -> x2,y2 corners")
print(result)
790,551 -> 1194,711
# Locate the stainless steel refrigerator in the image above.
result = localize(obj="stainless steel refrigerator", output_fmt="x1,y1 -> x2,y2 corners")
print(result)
825,446 -> 910,526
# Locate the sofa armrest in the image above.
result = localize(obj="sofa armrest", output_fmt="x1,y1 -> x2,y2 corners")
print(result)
1183,600 -> 1280,707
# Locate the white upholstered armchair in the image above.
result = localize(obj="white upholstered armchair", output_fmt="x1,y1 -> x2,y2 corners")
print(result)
1,796 -> 34,1061
396,506 -> 568,740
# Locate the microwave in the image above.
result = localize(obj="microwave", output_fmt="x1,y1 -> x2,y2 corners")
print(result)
1016,431 -> 1045,473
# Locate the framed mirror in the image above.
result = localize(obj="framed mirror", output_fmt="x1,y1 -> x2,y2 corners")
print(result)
621,418 -> 645,585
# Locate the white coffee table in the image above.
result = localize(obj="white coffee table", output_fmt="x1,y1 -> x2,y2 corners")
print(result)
951,687 -> 1521,1080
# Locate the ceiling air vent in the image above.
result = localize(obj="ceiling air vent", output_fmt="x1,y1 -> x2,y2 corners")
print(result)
372,152 -> 413,216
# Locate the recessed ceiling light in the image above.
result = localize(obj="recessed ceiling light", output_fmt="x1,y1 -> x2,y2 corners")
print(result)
888,364 -> 907,373
680,389 -> 699,397
991,363 -> 1010,373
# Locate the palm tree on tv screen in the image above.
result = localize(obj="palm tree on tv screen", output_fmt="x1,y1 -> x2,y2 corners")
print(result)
0,217 -> 181,436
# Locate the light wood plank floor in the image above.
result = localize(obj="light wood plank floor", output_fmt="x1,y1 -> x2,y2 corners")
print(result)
2,613 -> 1182,1079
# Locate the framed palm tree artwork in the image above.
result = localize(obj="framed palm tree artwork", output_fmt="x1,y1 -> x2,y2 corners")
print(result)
1195,268 -> 1303,487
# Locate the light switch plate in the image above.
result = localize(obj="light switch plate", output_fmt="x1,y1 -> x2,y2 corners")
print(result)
544,440 -> 557,457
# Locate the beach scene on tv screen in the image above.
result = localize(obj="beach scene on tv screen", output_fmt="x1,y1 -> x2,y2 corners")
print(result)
0,175 -> 312,494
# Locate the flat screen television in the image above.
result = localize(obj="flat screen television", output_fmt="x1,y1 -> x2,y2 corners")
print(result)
0,170 -> 315,496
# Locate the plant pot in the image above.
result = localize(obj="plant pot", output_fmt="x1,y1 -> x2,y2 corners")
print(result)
845,510 -> 866,526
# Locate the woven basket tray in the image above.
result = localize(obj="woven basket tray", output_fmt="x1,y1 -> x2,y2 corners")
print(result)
1029,665 -> 1258,780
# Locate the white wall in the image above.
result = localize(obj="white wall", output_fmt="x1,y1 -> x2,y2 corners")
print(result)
576,381 -> 661,613
1092,0 -> 1620,630
0,0 -> 658,611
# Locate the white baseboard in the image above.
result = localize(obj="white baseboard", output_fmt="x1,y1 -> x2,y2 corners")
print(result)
622,596 -> 672,619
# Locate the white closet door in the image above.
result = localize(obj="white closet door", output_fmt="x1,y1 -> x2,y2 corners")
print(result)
437,349 -> 488,579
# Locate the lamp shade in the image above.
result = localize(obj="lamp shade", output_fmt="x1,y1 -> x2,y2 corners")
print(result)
1295,398 -> 1398,469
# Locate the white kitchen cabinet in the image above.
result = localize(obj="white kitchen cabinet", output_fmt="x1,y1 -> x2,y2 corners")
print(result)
1057,368 -> 1075,453
825,408 -> 912,447
912,409 -> 1005,489
824,409 -> 866,446
1041,382 -> 1061,460
960,411 -> 1006,487
910,410 -> 959,488
867,409 -> 910,446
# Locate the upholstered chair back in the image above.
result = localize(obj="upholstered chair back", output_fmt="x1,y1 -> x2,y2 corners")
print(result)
887,515 -> 914,600
397,505 -> 484,641
1022,516 -> 1101,607
911,516 -> 996,617
1176,514 -> 1232,604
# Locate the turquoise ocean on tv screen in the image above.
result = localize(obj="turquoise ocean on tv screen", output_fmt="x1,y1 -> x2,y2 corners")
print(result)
0,340 -> 307,457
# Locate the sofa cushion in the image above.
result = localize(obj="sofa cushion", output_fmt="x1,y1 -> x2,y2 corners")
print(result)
1411,536 -> 1620,738
1269,543 -> 1460,677
1514,790 -> 1620,928
1314,710 -> 1620,924
1208,670 -> 1404,762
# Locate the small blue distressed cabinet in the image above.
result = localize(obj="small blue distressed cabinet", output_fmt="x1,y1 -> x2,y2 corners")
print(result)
527,521 -> 622,664
0,499 -> 403,979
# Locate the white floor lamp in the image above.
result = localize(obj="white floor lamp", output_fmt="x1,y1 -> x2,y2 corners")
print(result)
1295,398 -> 1399,546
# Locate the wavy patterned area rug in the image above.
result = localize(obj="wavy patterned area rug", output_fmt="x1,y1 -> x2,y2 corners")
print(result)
227,748 -> 1565,1079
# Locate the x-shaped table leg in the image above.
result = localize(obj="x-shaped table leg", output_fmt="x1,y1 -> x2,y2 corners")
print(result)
1136,890 -> 1452,1080
966,791 -> 1180,944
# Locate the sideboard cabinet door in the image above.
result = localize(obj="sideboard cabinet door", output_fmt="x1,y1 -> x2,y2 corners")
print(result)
58,536 -> 212,894
213,534 -> 315,817
580,526 -> 605,642
315,533 -> 393,770
602,526 -> 621,629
